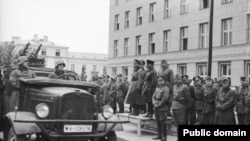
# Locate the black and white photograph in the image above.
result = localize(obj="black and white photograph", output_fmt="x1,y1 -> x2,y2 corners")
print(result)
0,0 -> 250,141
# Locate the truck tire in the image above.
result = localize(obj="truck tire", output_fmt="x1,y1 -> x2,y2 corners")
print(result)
7,128 -> 26,141
97,131 -> 117,141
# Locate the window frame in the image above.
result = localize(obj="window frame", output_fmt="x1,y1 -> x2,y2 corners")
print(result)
55,49 -> 60,57
136,7 -> 143,26
199,22 -> 209,48
114,14 -> 119,31
221,0 -> 233,5
149,2 -> 156,22
114,40 -> 118,58
221,18 -> 232,46
71,64 -> 75,72
177,64 -> 187,76
124,38 -> 129,56
125,11 -> 130,28
181,0 -> 189,14
219,62 -> 231,78
200,0 -> 210,9
41,48 -> 46,56
112,67 -> 117,77
196,63 -> 208,78
163,30 -> 170,52
180,26 -> 188,51
164,0 -> 171,19
149,33 -> 155,54
136,35 -> 141,55
247,14 -> 250,43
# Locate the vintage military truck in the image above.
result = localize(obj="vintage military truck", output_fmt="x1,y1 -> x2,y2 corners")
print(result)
0,43 -> 129,141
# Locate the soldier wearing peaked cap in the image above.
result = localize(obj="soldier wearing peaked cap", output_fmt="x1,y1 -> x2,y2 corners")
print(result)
114,74 -> 128,113
125,59 -> 145,116
142,60 -> 157,118
202,76 -> 217,125
235,76 -> 250,125
193,76 -> 204,124
214,77 -> 236,124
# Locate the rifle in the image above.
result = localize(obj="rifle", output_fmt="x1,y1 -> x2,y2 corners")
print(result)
29,43 -> 42,58
20,42 -> 31,56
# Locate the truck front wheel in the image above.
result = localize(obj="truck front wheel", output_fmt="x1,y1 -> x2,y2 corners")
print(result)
98,131 -> 117,141
7,128 -> 26,141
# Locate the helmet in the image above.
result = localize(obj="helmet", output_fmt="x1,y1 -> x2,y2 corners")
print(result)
55,60 -> 66,68
16,56 -> 29,66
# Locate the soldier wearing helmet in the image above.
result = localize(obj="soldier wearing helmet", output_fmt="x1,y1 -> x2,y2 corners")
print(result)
9,56 -> 36,82
48,60 -> 66,79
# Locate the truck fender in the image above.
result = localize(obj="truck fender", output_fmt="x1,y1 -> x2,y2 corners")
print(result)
5,112 -> 41,135
97,114 -> 123,131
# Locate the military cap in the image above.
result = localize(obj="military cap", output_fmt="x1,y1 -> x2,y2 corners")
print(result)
175,74 -> 182,81
16,56 -> 29,66
181,75 -> 189,79
193,76 -> 202,81
117,74 -> 122,77
134,59 -> 140,64
55,60 -> 66,68
221,77 -> 229,83
161,60 -> 168,64
146,59 -> 154,65
140,59 -> 145,65
240,76 -> 247,81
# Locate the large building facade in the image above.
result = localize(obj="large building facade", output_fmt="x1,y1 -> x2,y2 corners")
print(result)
11,35 -> 108,80
107,0 -> 250,86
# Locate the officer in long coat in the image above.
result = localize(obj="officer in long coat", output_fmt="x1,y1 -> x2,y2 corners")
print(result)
172,75 -> 189,130
142,60 -> 157,117
182,75 -> 196,125
139,60 -> 146,114
115,74 -> 128,113
193,76 -> 204,124
215,78 -> 236,125
202,76 -> 217,125
125,59 -> 144,116
235,76 -> 250,125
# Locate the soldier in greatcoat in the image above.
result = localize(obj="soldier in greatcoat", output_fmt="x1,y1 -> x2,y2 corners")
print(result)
214,78 -> 236,125
235,76 -> 250,125
125,59 -> 144,116
182,75 -> 196,125
139,60 -> 146,114
172,75 -> 189,138
115,74 -> 128,113
193,76 -> 204,124
202,76 -> 217,125
142,60 -> 157,118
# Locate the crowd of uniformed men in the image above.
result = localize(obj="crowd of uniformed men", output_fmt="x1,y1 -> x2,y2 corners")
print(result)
1,56 -> 250,141
91,59 -> 250,141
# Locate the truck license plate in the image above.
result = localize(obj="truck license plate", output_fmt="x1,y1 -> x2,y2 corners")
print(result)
64,125 -> 92,133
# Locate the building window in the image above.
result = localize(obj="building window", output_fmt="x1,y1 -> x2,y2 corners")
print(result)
222,0 -> 233,4
41,48 -> 46,56
164,0 -> 171,19
125,11 -> 130,28
163,30 -> 170,52
115,0 -> 119,5
245,61 -> 250,77
114,14 -> 119,31
219,62 -> 231,78
136,35 -> 141,55
180,27 -> 188,51
222,18 -> 232,46
55,49 -> 60,57
149,33 -> 155,54
112,67 -> 117,76
136,7 -> 142,25
114,40 -> 118,57
199,23 -> 209,48
149,3 -> 156,22
178,64 -> 187,76
122,67 -> 128,80
181,0 -> 189,14
197,63 -> 207,78
103,66 -> 107,74
200,0 -> 209,9
71,64 -> 75,71
247,15 -> 250,43
124,38 -> 129,56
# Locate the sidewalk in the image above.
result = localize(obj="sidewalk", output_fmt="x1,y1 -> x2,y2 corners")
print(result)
117,124 -> 177,141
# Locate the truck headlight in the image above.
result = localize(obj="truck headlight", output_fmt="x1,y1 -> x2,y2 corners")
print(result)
102,105 -> 114,119
35,103 -> 49,118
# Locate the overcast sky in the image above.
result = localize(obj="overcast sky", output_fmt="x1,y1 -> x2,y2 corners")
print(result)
0,0 -> 110,54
